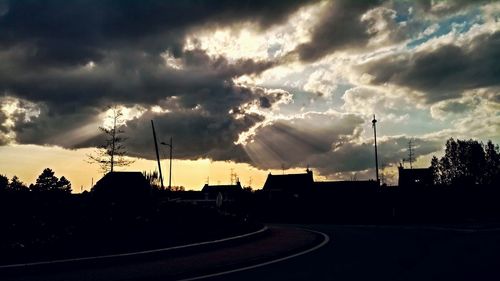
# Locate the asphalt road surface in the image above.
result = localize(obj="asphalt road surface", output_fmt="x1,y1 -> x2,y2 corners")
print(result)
202,224 -> 500,281
3,224 -> 500,281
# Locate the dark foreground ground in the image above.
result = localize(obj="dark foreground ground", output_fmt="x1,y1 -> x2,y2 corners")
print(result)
208,224 -> 500,281
3,224 -> 500,281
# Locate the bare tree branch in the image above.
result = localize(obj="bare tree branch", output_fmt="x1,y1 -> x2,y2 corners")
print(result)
86,105 -> 135,174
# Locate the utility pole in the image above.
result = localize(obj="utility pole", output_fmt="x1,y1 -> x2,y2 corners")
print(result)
372,115 -> 380,184
169,137 -> 172,189
161,137 -> 173,190
151,120 -> 164,190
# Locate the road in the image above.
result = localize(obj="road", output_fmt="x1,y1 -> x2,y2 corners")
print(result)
3,224 -> 500,281
200,224 -> 500,281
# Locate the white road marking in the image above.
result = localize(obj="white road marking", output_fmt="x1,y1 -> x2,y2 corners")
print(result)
176,228 -> 330,281
0,226 -> 268,269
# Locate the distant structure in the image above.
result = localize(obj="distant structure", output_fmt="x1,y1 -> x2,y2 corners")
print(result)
398,165 -> 433,188
407,139 -> 415,169
314,180 -> 379,193
91,171 -> 152,201
263,169 -> 314,197
202,181 -> 242,202
372,115 -> 380,184
262,168 -> 378,197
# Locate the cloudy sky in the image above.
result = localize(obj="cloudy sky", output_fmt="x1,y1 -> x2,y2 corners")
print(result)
1,0 -> 499,190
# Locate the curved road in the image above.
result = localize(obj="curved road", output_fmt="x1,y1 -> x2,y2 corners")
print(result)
3,224 -> 500,281
199,224 -> 500,281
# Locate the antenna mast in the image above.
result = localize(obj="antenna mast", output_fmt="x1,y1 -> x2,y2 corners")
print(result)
372,115 -> 380,184
408,139 -> 415,169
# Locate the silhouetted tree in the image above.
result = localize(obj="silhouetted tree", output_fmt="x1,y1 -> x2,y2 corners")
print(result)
87,106 -> 134,173
30,168 -> 72,193
0,174 -> 8,191
170,186 -> 185,191
58,176 -> 72,193
484,140 -> 500,184
9,176 -> 28,192
431,138 -> 499,186
143,171 -> 161,189
430,156 -> 441,185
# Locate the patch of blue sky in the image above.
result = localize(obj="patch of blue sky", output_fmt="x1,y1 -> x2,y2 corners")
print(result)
392,1 -> 413,23
267,43 -> 282,59
380,109 -> 449,137
406,8 -> 484,49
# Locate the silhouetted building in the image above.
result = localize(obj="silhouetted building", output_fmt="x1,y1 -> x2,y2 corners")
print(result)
314,180 -> 379,193
91,171 -> 152,201
202,181 -> 242,202
398,167 -> 433,187
262,169 -> 314,200
263,170 -> 314,192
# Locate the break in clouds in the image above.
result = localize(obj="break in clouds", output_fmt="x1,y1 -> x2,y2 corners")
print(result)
1,0 -> 499,180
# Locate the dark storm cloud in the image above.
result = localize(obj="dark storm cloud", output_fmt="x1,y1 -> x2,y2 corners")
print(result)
0,0 -> 312,162
310,135 -> 442,176
287,0 -> 493,63
8,51 -> 284,160
0,106 -> 9,145
245,112 -> 441,174
0,0 -> 314,66
0,108 -> 7,134
358,30 -> 500,103
245,112 -> 365,169
414,0 -> 493,15
122,110 -> 264,163
0,0 -> 308,111
292,0 -> 383,62
0,46 -> 275,113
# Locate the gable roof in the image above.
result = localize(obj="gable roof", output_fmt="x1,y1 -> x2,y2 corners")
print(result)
92,171 -> 151,197
263,171 -> 314,191
202,182 -> 242,193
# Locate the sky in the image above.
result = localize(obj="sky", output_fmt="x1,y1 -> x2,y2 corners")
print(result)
1,0 -> 499,191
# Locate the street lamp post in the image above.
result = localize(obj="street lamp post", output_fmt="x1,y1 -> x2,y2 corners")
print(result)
161,137 -> 173,190
372,115 -> 380,185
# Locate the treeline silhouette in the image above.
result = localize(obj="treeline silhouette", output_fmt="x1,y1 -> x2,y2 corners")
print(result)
0,170 -> 257,265
0,168 -> 71,193
431,139 -> 500,186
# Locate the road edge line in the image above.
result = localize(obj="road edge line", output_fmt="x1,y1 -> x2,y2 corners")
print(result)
0,226 -> 268,269
176,228 -> 330,281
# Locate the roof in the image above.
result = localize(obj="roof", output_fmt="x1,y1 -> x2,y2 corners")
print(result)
202,182 -> 242,193
262,171 -> 314,191
92,171 -> 151,198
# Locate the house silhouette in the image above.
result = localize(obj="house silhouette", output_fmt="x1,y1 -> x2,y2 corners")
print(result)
202,181 -> 242,202
263,169 -> 314,192
91,172 -> 151,201
398,166 -> 433,188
